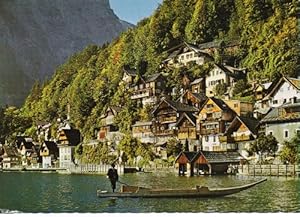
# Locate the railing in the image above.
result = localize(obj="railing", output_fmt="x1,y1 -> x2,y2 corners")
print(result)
130,88 -> 152,99
200,128 -> 220,135
238,164 -> 300,177
160,116 -> 177,123
219,135 -> 251,143
69,163 -> 124,175
154,129 -> 175,136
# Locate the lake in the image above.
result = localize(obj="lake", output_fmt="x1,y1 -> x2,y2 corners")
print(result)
0,171 -> 299,213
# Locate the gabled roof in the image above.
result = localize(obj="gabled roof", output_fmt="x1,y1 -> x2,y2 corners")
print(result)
175,151 -> 200,163
123,65 -> 137,76
144,73 -> 162,83
175,112 -> 196,127
263,76 -> 300,100
225,116 -> 259,136
200,97 -> 234,113
260,102 -> 300,123
59,129 -> 81,146
175,150 -> 244,164
153,98 -> 199,114
43,141 -> 58,154
3,145 -> 19,157
20,141 -> 34,150
190,78 -> 204,85
101,106 -> 121,118
200,151 -> 243,163
178,90 -> 207,103
214,63 -> 246,80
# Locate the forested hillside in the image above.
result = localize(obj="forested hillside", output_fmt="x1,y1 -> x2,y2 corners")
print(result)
1,0 -> 299,143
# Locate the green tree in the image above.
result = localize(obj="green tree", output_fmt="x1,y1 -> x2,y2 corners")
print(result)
279,141 -> 298,164
214,83 -> 228,96
185,0 -> 218,44
249,134 -> 278,162
232,79 -> 251,96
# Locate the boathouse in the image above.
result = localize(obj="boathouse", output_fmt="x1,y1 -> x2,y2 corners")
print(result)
175,151 -> 244,176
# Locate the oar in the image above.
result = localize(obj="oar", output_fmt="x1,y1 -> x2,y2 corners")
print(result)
117,180 -> 129,186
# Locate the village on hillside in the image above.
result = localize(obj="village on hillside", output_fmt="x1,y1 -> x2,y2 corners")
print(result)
1,40 -> 300,176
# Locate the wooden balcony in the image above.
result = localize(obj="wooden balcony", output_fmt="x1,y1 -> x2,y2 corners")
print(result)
154,129 -> 175,136
233,134 -> 251,142
219,135 -> 251,143
131,88 -> 152,99
160,116 -> 177,124
200,128 -> 220,135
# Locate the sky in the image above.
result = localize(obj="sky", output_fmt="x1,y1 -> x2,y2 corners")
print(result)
109,0 -> 162,24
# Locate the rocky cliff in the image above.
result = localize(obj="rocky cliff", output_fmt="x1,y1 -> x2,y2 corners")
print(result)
0,0 -> 132,106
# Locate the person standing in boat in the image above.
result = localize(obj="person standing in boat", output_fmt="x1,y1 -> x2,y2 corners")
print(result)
107,163 -> 118,192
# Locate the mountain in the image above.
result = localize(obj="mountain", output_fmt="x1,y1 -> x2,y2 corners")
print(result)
13,0 -> 299,141
0,0 -> 133,106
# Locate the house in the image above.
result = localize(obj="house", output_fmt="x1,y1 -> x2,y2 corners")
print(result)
121,65 -> 138,84
190,77 -> 205,94
132,121 -> 155,144
175,112 -> 199,151
197,97 -> 236,151
262,76 -> 300,108
175,150 -> 243,176
174,151 -> 199,176
1,145 -> 20,169
219,116 -> 259,158
224,100 -> 253,117
162,40 -> 239,68
57,128 -> 81,168
178,90 -> 207,109
253,82 -> 272,101
170,73 -> 192,97
205,63 -> 247,97
16,137 -> 36,166
36,121 -> 52,142
162,42 -> 211,68
40,141 -> 59,168
130,73 -> 166,106
260,102 -> 300,149
98,106 -> 121,141
152,97 -> 198,144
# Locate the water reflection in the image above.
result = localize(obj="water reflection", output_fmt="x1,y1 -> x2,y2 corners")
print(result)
0,172 -> 299,212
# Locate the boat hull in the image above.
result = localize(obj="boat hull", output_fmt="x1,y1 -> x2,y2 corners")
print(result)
97,178 -> 267,198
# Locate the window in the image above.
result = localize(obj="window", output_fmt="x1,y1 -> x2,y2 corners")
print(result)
273,100 -> 278,105
213,136 -> 216,142
234,103 -> 238,108
205,136 -> 209,142
296,129 -> 300,136
284,130 -> 289,138
157,82 -> 161,87
268,131 -> 273,136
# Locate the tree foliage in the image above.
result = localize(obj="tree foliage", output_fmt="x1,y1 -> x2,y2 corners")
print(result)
279,134 -> 300,164
12,0 -> 298,164
249,134 -> 278,162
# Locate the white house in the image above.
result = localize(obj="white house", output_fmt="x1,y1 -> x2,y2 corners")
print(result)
40,141 -> 58,168
205,63 -> 246,97
262,76 -> 300,108
57,128 -> 81,169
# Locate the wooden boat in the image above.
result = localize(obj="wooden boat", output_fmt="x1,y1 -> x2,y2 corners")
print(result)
97,178 -> 267,198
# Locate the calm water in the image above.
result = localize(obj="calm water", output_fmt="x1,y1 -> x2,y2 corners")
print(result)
0,171 -> 299,213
